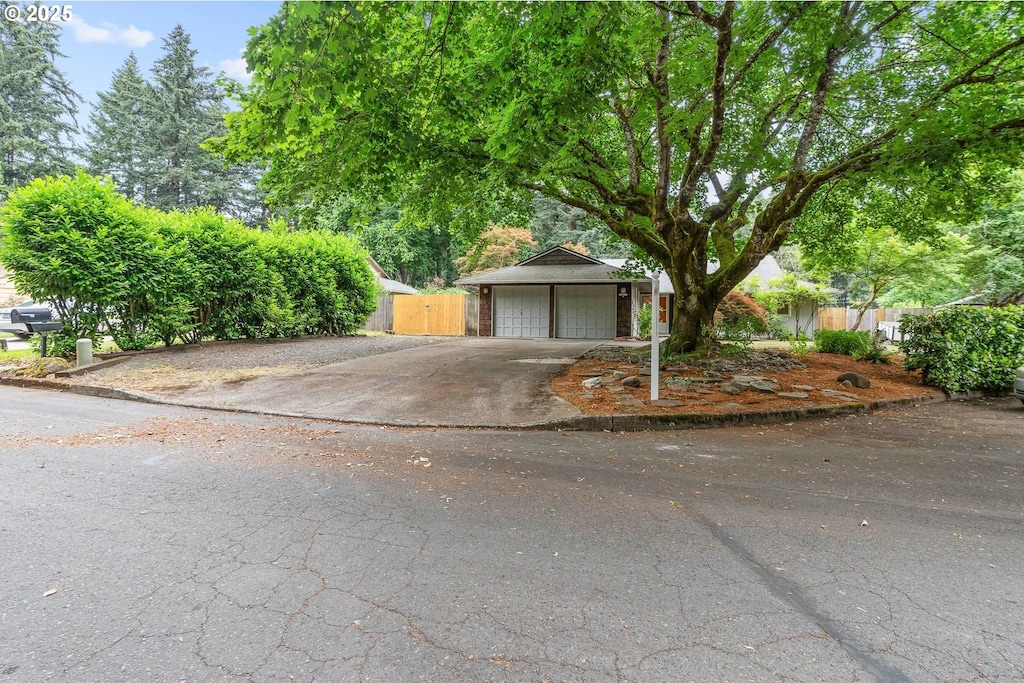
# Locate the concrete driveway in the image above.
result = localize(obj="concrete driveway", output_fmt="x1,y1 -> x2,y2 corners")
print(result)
154,337 -> 601,427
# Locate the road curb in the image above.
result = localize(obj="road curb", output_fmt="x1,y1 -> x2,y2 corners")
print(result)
0,374 -> 948,431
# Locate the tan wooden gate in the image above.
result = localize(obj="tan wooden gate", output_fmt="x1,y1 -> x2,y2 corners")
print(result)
393,294 -> 466,335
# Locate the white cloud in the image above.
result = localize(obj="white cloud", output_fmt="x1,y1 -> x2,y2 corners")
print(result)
68,17 -> 154,48
218,57 -> 251,83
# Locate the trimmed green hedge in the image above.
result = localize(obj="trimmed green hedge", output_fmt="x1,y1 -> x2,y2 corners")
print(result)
0,173 -> 377,355
814,329 -> 871,356
899,306 -> 1024,392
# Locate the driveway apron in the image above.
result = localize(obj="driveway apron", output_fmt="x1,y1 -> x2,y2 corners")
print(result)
157,337 -> 601,427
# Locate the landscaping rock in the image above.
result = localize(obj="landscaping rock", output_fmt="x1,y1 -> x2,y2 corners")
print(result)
792,384 -> 816,391
579,372 -> 605,378
778,392 -> 810,399
749,379 -> 777,393
651,399 -> 684,407
821,389 -> 859,400
617,397 -> 646,407
580,392 -> 595,400
719,382 -> 744,395
606,386 -> 625,393
611,370 -> 628,379
720,403 -> 744,410
665,377 -> 692,391
17,357 -> 70,378
582,376 -> 603,389
622,376 -> 643,388
837,372 -> 871,389
704,370 -> 723,379
840,380 -> 854,388
639,367 -> 652,376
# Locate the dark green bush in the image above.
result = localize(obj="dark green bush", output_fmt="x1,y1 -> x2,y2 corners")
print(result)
814,329 -> 871,356
899,306 -> 1024,392
1,173 -> 378,353
160,209 -> 294,342
0,172 -> 175,353
259,229 -> 377,336
854,337 -> 894,364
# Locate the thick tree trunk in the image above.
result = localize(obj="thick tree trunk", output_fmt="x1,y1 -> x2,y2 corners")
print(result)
663,266 -> 720,355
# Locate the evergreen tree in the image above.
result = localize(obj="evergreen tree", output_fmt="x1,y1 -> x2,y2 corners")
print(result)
530,195 -> 629,258
0,13 -> 80,199
142,25 -> 235,211
85,53 -> 150,201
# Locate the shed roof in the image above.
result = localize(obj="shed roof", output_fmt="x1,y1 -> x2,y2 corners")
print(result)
367,255 -> 419,294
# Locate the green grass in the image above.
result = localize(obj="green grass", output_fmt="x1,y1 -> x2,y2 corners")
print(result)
0,348 -> 35,362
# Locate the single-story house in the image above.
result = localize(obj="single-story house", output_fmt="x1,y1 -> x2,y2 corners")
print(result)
455,247 -> 634,339
455,245 -> 828,340
0,265 -> 18,305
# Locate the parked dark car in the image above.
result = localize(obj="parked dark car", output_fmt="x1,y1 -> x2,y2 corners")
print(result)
0,301 -> 59,339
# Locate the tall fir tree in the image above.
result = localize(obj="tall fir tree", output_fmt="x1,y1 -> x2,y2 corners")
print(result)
0,12 -> 80,199
142,25 -> 236,211
85,53 -> 150,201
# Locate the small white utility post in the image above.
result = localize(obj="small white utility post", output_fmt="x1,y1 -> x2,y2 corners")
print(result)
651,269 -> 660,402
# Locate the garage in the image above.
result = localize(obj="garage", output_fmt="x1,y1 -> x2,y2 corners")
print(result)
555,285 -> 616,339
455,246 -> 632,339
493,285 -> 550,338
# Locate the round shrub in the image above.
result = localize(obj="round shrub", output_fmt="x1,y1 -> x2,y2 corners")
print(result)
715,291 -> 769,341
900,306 -> 1024,392
814,329 -> 871,356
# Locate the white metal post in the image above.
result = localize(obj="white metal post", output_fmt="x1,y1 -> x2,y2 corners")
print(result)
651,271 -> 659,402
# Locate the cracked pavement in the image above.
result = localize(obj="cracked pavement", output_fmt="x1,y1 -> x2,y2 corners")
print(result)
1,387 -> 1022,681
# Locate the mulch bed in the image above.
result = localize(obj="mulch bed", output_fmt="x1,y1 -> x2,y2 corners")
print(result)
551,348 -> 944,416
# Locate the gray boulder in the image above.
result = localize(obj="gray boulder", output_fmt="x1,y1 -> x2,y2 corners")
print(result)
837,372 -> 871,389
749,379 -> 777,393
582,376 -> 603,389
719,382 -> 744,395
622,376 -> 643,388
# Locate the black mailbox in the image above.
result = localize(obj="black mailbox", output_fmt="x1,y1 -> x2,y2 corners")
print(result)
11,307 -> 62,332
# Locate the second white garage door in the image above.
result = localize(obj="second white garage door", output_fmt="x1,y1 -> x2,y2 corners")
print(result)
555,285 -> 616,339
493,286 -> 550,338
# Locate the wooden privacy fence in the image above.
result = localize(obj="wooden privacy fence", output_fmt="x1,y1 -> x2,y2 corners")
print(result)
817,307 -> 932,332
363,293 -> 394,333
393,294 -> 467,335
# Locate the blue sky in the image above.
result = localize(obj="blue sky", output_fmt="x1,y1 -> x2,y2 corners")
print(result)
53,1 -> 282,109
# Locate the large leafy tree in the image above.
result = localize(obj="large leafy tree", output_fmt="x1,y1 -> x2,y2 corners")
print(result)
806,223 -> 967,327
960,189 -> 1024,305
455,223 -> 536,276
0,11 -> 80,199
218,1 -> 1024,352
307,194 -> 460,286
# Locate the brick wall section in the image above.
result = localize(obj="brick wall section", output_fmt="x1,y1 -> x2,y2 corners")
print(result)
478,287 -> 492,337
548,286 -> 556,337
616,283 -> 632,337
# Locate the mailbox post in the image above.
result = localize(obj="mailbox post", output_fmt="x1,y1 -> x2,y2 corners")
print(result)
10,307 -> 62,357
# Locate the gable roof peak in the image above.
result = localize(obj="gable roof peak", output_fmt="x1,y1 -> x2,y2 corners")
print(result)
516,245 -> 604,266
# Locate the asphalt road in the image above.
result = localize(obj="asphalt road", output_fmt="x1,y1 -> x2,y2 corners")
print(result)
1,386 -> 1022,682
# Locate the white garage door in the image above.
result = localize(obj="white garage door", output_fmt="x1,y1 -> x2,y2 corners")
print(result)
493,286 -> 550,338
555,285 -> 616,339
